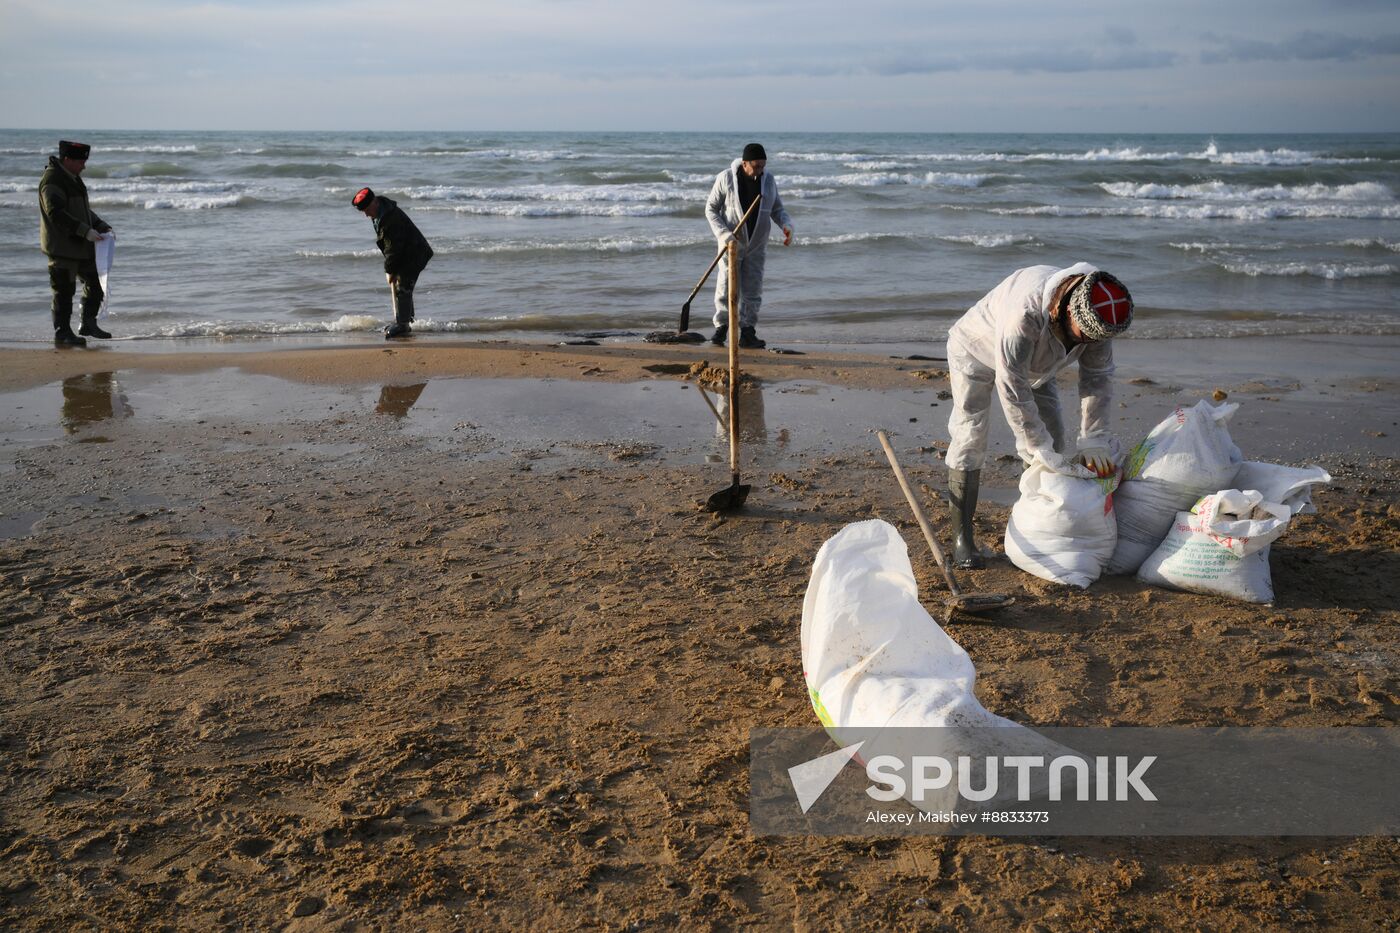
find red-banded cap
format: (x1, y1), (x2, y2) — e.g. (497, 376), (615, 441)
(352, 187), (374, 210)
(1068, 271), (1133, 341)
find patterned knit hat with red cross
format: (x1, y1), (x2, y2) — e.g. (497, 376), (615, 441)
(1067, 271), (1133, 341)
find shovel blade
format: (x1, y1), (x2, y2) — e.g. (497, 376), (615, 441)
(704, 482), (751, 513)
(945, 594), (1015, 619)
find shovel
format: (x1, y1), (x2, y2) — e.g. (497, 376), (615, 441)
(679, 196), (762, 334)
(704, 239), (750, 512)
(876, 431), (1014, 622)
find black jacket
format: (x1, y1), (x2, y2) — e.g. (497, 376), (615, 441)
(39, 156), (111, 261)
(373, 197), (433, 277)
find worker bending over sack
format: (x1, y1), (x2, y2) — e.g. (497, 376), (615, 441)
(944, 262), (1133, 568)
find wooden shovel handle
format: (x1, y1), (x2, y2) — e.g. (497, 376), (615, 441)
(728, 240), (741, 483)
(877, 431), (963, 598)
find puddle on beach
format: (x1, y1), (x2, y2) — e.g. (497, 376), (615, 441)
(6, 364), (1396, 475)
(385, 377), (953, 467)
(0, 510), (44, 540)
(0, 369), (962, 470)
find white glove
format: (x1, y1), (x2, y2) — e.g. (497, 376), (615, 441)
(1074, 437), (1120, 477)
(85, 229), (102, 243)
(718, 230), (736, 248)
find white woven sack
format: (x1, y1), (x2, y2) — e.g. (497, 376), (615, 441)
(1136, 490), (1293, 604)
(1233, 461), (1331, 515)
(1107, 401), (1243, 575)
(801, 520), (1074, 813)
(1004, 461), (1119, 589)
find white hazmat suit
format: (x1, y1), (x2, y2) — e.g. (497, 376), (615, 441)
(945, 262), (1115, 472)
(705, 159), (793, 328)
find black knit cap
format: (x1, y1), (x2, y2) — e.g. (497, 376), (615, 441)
(742, 143), (767, 161)
(59, 140), (91, 160)
(352, 187), (375, 210)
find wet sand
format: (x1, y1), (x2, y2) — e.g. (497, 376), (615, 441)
(1, 335), (1397, 930)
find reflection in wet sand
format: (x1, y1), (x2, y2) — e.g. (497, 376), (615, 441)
(709, 383), (768, 443)
(61, 372), (132, 435)
(375, 383), (427, 418)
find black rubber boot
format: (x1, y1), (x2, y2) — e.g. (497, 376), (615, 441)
(52, 296), (86, 347)
(739, 326), (766, 349)
(948, 469), (985, 569)
(385, 288), (413, 338)
(78, 307), (112, 339)
(710, 323), (728, 346)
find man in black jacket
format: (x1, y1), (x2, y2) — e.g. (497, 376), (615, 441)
(39, 140), (114, 347)
(352, 187), (433, 339)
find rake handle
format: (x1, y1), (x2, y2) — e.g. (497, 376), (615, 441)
(877, 431), (963, 598)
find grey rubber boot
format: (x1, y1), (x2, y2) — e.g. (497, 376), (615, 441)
(948, 469), (985, 569)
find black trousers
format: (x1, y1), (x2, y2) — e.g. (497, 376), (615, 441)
(49, 256), (104, 328)
(390, 267), (423, 325)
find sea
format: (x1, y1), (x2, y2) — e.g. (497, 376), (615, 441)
(1, 129), (1397, 348)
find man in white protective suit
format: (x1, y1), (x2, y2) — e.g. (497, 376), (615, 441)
(705, 142), (794, 350)
(944, 262), (1134, 568)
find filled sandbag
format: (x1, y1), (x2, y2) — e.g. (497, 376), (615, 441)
(1136, 489), (1293, 604)
(1107, 401), (1243, 575)
(802, 519), (1017, 735)
(1004, 461), (1120, 589)
(801, 520), (1073, 813)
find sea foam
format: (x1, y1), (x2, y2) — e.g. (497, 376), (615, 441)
(1101, 181), (1392, 202)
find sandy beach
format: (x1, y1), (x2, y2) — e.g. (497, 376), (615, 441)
(1, 334), (1397, 930)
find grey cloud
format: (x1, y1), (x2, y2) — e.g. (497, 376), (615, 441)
(1005, 48), (1180, 74)
(1201, 30), (1400, 64)
(686, 43), (1177, 81)
(867, 55), (963, 77)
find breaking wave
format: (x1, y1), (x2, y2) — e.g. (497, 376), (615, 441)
(87, 193), (250, 209)
(86, 180), (245, 194)
(784, 171), (989, 188)
(442, 202), (687, 218)
(776, 140), (1377, 166)
(989, 203), (1400, 221)
(1100, 181), (1392, 202)
(94, 145), (200, 154)
(350, 148), (587, 161)
(937, 233), (1040, 248)
(297, 234), (711, 260)
(399, 182), (703, 204)
(1216, 261), (1397, 280)
(1337, 238), (1400, 252)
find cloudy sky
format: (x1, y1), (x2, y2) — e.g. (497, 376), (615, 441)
(2, 0), (1398, 132)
